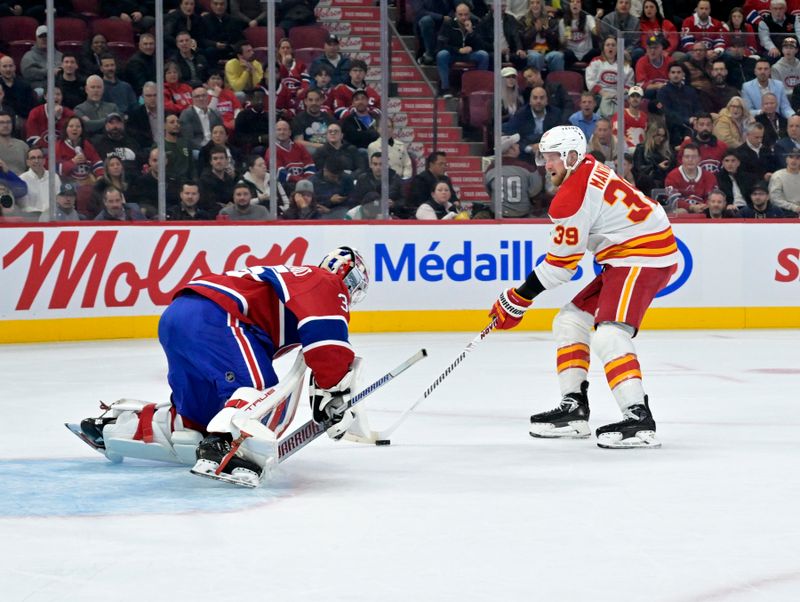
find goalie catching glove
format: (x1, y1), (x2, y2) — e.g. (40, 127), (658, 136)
(490, 288), (533, 330)
(310, 370), (356, 440)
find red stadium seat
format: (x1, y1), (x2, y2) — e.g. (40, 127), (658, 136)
(243, 26), (286, 48)
(288, 25), (328, 50)
(459, 71), (494, 124)
(294, 47), (324, 66)
(54, 18), (88, 45)
(91, 18), (134, 45)
(0, 16), (38, 57)
(108, 41), (136, 67)
(546, 70), (585, 108)
(71, 0), (100, 19)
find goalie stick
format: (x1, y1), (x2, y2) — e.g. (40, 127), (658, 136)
(370, 320), (496, 441)
(276, 348), (428, 463)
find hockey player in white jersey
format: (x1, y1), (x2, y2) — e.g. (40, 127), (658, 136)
(489, 125), (678, 448)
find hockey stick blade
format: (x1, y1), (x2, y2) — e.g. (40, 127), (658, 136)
(371, 321), (496, 440)
(276, 348), (428, 463)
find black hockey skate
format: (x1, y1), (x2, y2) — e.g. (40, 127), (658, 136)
(78, 416), (116, 449)
(596, 396), (660, 449)
(190, 433), (263, 488)
(529, 381), (590, 439)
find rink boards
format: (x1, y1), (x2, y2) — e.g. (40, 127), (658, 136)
(0, 221), (797, 343)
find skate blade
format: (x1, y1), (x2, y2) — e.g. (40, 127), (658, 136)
(190, 458), (260, 488)
(597, 430), (661, 449)
(529, 420), (590, 439)
(65, 423), (123, 463)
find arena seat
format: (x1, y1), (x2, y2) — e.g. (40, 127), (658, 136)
(244, 26), (286, 48)
(71, 0), (100, 20)
(294, 47), (324, 66)
(0, 16), (38, 61)
(288, 25), (329, 50)
(54, 18), (89, 54)
(459, 70), (494, 124)
(90, 18), (134, 45)
(546, 70), (585, 108)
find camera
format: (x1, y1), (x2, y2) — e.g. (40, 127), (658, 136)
(0, 193), (13, 210)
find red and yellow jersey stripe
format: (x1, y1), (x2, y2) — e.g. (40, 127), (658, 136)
(595, 227), (678, 264)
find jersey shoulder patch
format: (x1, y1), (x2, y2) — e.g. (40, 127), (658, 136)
(548, 157), (594, 220)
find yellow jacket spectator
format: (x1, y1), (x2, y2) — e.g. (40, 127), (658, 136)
(224, 42), (263, 93)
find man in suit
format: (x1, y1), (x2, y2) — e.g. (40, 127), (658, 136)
(502, 85), (563, 161)
(179, 85), (223, 152)
(741, 59), (794, 119)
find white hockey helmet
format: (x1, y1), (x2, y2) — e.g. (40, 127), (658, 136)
(319, 246), (369, 304)
(536, 125), (587, 168)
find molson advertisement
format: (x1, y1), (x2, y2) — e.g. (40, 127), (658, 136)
(0, 222), (797, 342)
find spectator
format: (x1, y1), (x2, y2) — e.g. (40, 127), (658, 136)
(165, 0), (206, 53)
(124, 33), (157, 96)
(351, 151), (403, 207)
(164, 61), (194, 114)
(636, 35), (670, 100)
(500, 67), (524, 122)
(233, 88), (269, 155)
(276, 38), (307, 106)
(0, 110), (29, 175)
(742, 59), (794, 119)
(679, 0), (726, 57)
(91, 113), (143, 182)
(56, 53), (86, 110)
(407, 151), (459, 216)
(276, 0), (317, 31)
(55, 115), (105, 186)
(282, 179), (320, 220)
(74, 75), (119, 136)
(658, 62), (703, 145)
(586, 36), (634, 118)
(569, 93), (600, 141)
(678, 112), (728, 173)
(611, 86), (648, 152)
(198, 123), (239, 178)
(479, 2), (528, 71)
(588, 118), (618, 165)
(435, 3), (490, 98)
(706, 60), (740, 114)
(774, 113), (800, 165)
(684, 42), (715, 106)
(309, 35), (352, 87)
(21, 25), (62, 95)
(740, 181), (791, 217)
(39, 183), (85, 222)
(202, 0), (245, 65)
(703, 188), (735, 219)
(91, 156), (131, 218)
(218, 181), (269, 221)
(665, 143), (717, 213)
(99, 54), (137, 116)
(199, 144), (237, 214)
(313, 122), (364, 175)
(559, 0), (601, 70)
(167, 181), (213, 221)
(341, 90), (381, 150)
(725, 6), (758, 58)
(101, 0), (155, 34)
(755, 92), (787, 151)
(225, 42), (263, 95)
(128, 147), (180, 211)
(414, 0), (454, 66)
(633, 121), (674, 194)
(518, 0), (563, 73)
(735, 122), (779, 181)
(164, 112), (196, 189)
(638, 0), (679, 54)
(367, 117), (414, 180)
(713, 96), (753, 148)
(767, 147), (800, 215)
(292, 89), (336, 156)
(721, 35), (757, 91)
(18, 147), (61, 220)
(770, 36), (800, 97)
(310, 156), (355, 219)
(25, 87), (73, 149)
(127, 82), (159, 148)
(242, 154), (288, 210)
(231, 0), (268, 28)
(172, 30), (210, 89)
(180, 86), (224, 151)
(206, 71), (241, 133)
(757, 0), (794, 60)
(297, 65), (335, 113)
(345, 191), (381, 220)
(716, 150), (756, 212)
(484, 133), (543, 218)
(600, 0), (643, 63)
(503, 85), (562, 161)
(331, 60), (381, 120)
(0, 56), (36, 119)
(416, 181), (461, 220)
(521, 66), (572, 118)
(268, 119), (316, 190)
(94, 186), (146, 221)
(78, 34), (108, 78)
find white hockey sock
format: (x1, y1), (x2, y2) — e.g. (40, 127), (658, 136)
(553, 304), (594, 395)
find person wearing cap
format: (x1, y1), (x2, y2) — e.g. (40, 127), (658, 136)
(309, 35), (352, 87)
(611, 86), (649, 152)
(484, 133), (543, 218)
(741, 59), (795, 119)
(310, 155), (355, 219)
(638, 0), (678, 54)
(635, 35), (670, 98)
(435, 2), (490, 98)
(41, 183), (86, 222)
(330, 59), (381, 120)
(770, 36), (800, 97)
(341, 89), (380, 150)
(740, 181), (791, 217)
(90, 112), (144, 182)
(500, 67), (524, 122)
(19, 146), (61, 221)
(568, 91), (600, 141)
(345, 190), (381, 220)
(218, 181), (269, 221)
(757, 0), (795, 59)
(283, 178), (320, 220)
(74, 75), (119, 135)
(767, 146), (800, 215)
(20, 25), (63, 95)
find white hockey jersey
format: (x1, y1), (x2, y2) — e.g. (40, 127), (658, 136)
(534, 155), (679, 290)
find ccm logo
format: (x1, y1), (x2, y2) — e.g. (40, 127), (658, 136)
(775, 248), (800, 282)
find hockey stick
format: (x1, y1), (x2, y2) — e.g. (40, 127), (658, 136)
(276, 348), (428, 463)
(371, 320), (496, 440)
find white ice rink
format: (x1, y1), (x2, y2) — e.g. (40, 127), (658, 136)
(1, 329), (799, 602)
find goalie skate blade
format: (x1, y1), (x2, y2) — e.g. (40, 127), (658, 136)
(190, 459), (260, 488)
(64, 423), (124, 463)
(529, 420), (591, 439)
(597, 430), (661, 449)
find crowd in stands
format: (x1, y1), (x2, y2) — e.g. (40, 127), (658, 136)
(0, 0), (798, 222)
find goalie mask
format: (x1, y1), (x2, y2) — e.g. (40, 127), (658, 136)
(319, 246), (369, 304)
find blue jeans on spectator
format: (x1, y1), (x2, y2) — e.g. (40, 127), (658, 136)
(526, 50), (565, 73)
(436, 49), (490, 90)
(416, 15), (443, 57)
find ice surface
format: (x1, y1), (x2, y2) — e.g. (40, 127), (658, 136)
(1, 330), (799, 601)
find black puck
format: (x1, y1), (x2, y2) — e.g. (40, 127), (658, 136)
(375, 439), (391, 446)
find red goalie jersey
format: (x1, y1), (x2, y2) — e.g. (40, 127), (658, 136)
(534, 155), (679, 290)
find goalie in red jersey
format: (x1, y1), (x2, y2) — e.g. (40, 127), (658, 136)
(489, 126), (678, 449)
